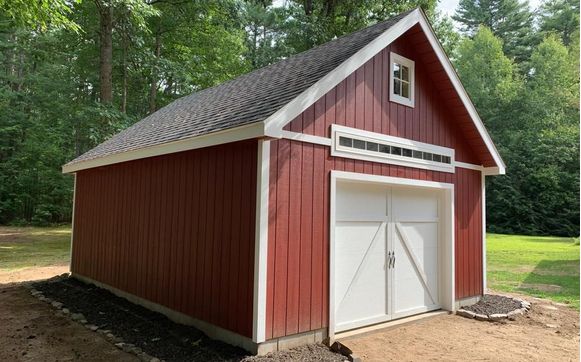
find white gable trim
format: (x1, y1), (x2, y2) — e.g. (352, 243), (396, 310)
(263, 9), (421, 138)
(264, 8), (504, 174)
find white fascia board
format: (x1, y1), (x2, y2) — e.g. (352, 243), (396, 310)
(416, 11), (506, 174)
(62, 122), (266, 173)
(263, 9), (422, 138)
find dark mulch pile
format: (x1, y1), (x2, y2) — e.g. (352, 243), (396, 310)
(34, 277), (247, 361)
(462, 294), (522, 316)
(33, 276), (345, 362)
(243, 344), (346, 362)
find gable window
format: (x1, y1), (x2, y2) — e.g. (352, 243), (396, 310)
(390, 52), (415, 107)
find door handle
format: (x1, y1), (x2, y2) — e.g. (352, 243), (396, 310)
(392, 251), (395, 268)
(387, 251), (392, 268)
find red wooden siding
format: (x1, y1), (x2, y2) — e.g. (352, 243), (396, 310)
(71, 140), (258, 338)
(267, 30), (484, 339)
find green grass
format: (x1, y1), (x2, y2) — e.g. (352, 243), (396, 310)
(0, 226), (71, 271)
(487, 233), (580, 309)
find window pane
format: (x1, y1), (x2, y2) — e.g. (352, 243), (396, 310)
(432, 154), (442, 162)
(402, 81), (410, 98)
(423, 152), (433, 161)
(393, 63), (400, 79)
(413, 150), (422, 159)
(402, 65), (409, 81)
(366, 142), (378, 151)
(379, 144), (390, 154)
(394, 79), (401, 96)
(402, 148), (412, 157)
(391, 146), (402, 156)
(353, 139), (366, 150)
(442, 156), (451, 164)
(339, 136), (352, 147)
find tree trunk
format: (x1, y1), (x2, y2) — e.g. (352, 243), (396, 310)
(149, 32), (161, 114)
(121, 30), (128, 113)
(97, 0), (113, 105)
(304, 0), (313, 15)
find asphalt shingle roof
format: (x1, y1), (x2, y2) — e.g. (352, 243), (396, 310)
(66, 10), (413, 167)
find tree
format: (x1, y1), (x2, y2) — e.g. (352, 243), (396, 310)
(455, 27), (522, 136)
(453, 0), (534, 65)
(538, 0), (580, 46)
(0, 0), (80, 31)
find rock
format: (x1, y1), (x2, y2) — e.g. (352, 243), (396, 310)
(456, 309), (476, 319)
(507, 309), (523, 320)
(475, 314), (489, 321)
(150, 358), (160, 362)
(38, 296), (47, 302)
(106, 333), (115, 339)
(61, 308), (70, 315)
(70, 313), (85, 321)
(541, 305), (557, 311)
(79, 319), (88, 324)
(546, 324), (559, 329)
(51, 301), (63, 309)
(87, 325), (98, 332)
(115, 342), (125, 349)
(489, 313), (507, 321)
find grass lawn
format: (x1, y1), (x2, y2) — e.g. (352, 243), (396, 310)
(0, 226), (71, 271)
(487, 233), (580, 309)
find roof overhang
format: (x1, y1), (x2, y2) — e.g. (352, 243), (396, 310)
(64, 8), (505, 175)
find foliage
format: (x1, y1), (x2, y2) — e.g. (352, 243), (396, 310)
(0, 0), (578, 238)
(487, 233), (579, 309)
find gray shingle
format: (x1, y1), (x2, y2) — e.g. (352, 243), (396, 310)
(66, 10), (413, 167)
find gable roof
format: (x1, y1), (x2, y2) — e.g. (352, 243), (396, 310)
(63, 8), (505, 175)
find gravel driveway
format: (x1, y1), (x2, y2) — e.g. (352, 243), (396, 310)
(339, 292), (579, 361)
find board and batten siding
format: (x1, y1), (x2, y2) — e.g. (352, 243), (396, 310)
(266, 34), (484, 340)
(71, 140), (258, 338)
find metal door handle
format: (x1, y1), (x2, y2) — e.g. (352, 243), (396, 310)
(392, 251), (395, 268)
(387, 251), (392, 268)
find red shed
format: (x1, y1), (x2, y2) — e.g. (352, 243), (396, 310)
(63, 8), (505, 354)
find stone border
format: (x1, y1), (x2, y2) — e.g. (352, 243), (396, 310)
(26, 284), (161, 362)
(456, 297), (531, 322)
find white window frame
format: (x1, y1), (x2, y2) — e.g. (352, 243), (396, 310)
(390, 52), (415, 108)
(331, 125), (455, 173)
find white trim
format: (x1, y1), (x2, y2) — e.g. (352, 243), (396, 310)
(253, 140), (270, 343)
(281, 130), (332, 146)
(328, 170), (455, 342)
(264, 9), (422, 137)
(454, 161), (482, 171)
(62, 122), (265, 173)
(482, 172), (487, 294)
(69, 174), (77, 272)
(415, 12), (505, 174)
(389, 52), (415, 107)
(331, 124), (455, 173)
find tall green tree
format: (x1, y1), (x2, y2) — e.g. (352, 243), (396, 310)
(453, 0), (534, 65)
(538, 0), (580, 46)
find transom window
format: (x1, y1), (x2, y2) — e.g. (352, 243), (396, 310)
(390, 52), (415, 108)
(331, 125), (454, 173)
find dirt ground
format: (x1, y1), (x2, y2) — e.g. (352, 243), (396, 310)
(0, 284), (137, 361)
(0, 265), (69, 285)
(341, 292), (580, 362)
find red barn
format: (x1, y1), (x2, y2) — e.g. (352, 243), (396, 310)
(63, 8), (505, 354)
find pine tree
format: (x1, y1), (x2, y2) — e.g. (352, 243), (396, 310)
(453, 0), (534, 64)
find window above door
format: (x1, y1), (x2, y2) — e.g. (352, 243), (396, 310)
(390, 52), (415, 108)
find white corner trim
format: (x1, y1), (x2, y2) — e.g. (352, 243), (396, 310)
(481, 172), (487, 294)
(281, 130), (332, 146)
(263, 9), (422, 138)
(62, 122), (266, 174)
(69, 173), (77, 273)
(389, 52), (415, 108)
(416, 12), (506, 174)
(253, 139), (270, 343)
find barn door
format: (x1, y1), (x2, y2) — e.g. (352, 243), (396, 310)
(390, 188), (440, 319)
(334, 182), (391, 332)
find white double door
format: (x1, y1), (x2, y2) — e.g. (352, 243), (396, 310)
(334, 181), (441, 332)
